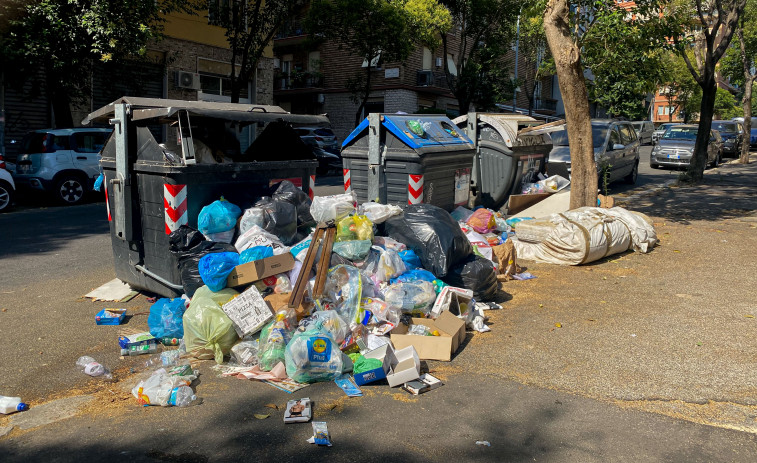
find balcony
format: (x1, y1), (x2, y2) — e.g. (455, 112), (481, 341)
(275, 18), (306, 40)
(274, 72), (324, 92)
(416, 70), (449, 89)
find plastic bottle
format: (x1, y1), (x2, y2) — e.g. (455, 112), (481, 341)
(0, 396), (29, 414)
(120, 343), (158, 356)
(76, 356), (113, 381)
(167, 386), (197, 407)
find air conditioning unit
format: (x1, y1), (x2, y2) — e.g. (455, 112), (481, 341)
(435, 57), (443, 68)
(416, 70), (433, 87)
(175, 71), (201, 90)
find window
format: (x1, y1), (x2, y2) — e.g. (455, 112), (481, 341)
(422, 47), (432, 70)
(658, 106), (664, 115)
(447, 54), (457, 76)
(52, 135), (70, 151)
(619, 124), (636, 144)
(609, 128), (622, 147)
(74, 132), (109, 153)
(200, 74), (248, 99)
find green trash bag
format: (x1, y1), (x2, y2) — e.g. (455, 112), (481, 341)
(257, 307), (297, 371)
(285, 328), (353, 383)
(182, 285), (239, 364)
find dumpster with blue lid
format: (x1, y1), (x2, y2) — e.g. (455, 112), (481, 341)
(340, 113), (475, 211)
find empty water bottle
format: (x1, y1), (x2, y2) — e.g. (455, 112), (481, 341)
(167, 386), (197, 407)
(0, 395), (29, 414)
(76, 356), (113, 381)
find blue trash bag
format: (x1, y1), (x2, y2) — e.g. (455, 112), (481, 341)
(199, 252), (240, 292)
(239, 246), (274, 264)
(398, 249), (422, 270)
(198, 199), (242, 235)
(389, 269), (437, 285)
(148, 298), (187, 339)
(93, 173), (104, 192)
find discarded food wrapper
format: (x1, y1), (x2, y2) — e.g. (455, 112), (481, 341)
(334, 374), (363, 397)
(284, 397), (312, 423)
(512, 272), (536, 280)
(402, 373), (443, 395)
(476, 440), (491, 447)
(307, 421), (333, 446)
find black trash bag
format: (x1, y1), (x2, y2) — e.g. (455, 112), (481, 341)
(384, 204), (473, 278)
(272, 180), (315, 228)
(442, 255), (499, 302)
(168, 225), (237, 298)
(254, 196), (298, 246)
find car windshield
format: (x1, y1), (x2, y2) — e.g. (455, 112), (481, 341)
(712, 122), (738, 133)
(662, 127), (698, 140)
(549, 126), (608, 148)
(658, 124), (675, 131)
(632, 122), (643, 130)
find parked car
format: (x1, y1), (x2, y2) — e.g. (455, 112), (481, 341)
(751, 127), (757, 149)
(293, 126), (342, 174)
(652, 122), (681, 144)
(0, 153), (16, 212)
(711, 120), (741, 157)
(631, 121), (654, 145)
(650, 124), (722, 169)
(12, 128), (112, 205)
(545, 119), (641, 185)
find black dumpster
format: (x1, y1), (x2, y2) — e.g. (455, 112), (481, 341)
(83, 97), (325, 297)
(453, 113), (553, 211)
(340, 114), (475, 211)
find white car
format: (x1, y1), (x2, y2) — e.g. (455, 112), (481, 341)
(0, 155), (16, 212)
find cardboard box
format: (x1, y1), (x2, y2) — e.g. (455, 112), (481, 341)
(402, 373), (443, 395)
(95, 308), (126, 325)
(430, 287), (473, 319)
(221, 286), (274, 337)
(385, 345), (421, 387)
(227, 253), (295, 288)
(353, 343), (394, 386)
(390, 311), (466, 361)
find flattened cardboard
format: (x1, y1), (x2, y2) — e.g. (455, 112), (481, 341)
(227, 253), (295, 288)
(390, 311), (466, 361)
(385, 345), (421, 387)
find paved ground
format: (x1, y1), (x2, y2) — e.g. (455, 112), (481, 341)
(1, 152), (756, 461)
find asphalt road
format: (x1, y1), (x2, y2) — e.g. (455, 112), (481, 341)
(2, 152), (757, 461)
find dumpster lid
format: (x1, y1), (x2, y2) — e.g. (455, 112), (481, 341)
(342, 114), (473, 150)
(82, 97), (330, 126)
(452, 113), (543, 148)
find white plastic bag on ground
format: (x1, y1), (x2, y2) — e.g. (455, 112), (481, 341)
(310, 192), (356, 222)
(360, 202), (402, 224)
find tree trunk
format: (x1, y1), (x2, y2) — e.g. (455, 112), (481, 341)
(544, 0), (597, 209)
(688, 77), (716, 181)
(50, 87), (73, 128)
(740, 78), (753, 164)
(354, 66), (373, 126)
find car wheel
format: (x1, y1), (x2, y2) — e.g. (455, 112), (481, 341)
(624, 161), (639, 184)
(650, 162), (659, 169)
(55, 175), (86, 205)
(0, 181), (14, 212)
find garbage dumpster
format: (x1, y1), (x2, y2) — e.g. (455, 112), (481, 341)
(452, 113), (553, 211)
(340, 113), (475, 211)
(83, 97), (326, 297)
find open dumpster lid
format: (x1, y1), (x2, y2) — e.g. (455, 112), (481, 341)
(82, 96), (330, 126)
(342, 114), (473, 150)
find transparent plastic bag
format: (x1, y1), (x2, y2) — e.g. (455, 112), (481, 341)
(285, 328), (352, 383)
(361, 297), (401, 335)
(360, 202), (402, 224)
(230, 340), (259, 366)
(362, 246), (406, 284)
(466, 209), (496, 234)
(297, 310), (349, 344)
(332, 240), (372, 261)
(239, 207), (266, 234)
(182, 286), (239, 363)
(310, 192), (355, 222)
(382, 280), (437, 316)
(198, 198), (242, 235)
(148, 298), (186, 340)
(257, 307), (297, 371)
(336, 215), (373, 242)
(324, 265), (375, 324)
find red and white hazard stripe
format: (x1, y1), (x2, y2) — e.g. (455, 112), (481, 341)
(164, 184), (188, 234)
(343, 168), (351, 192)
(105, 186), (112, 222)
(309, 175), (315, 200)
(408, 174), (424, 205)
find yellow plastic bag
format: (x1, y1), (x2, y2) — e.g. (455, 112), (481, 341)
(183, 285), (239, 363)
(336, 215), (374, 242)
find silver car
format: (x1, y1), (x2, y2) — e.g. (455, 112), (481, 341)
(546, 119), (641, 185)
(631, 121), (654, 145)
(652, 122), (680, 144)
(650, 124), (722, 169)
(13, 128), (112, 205)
